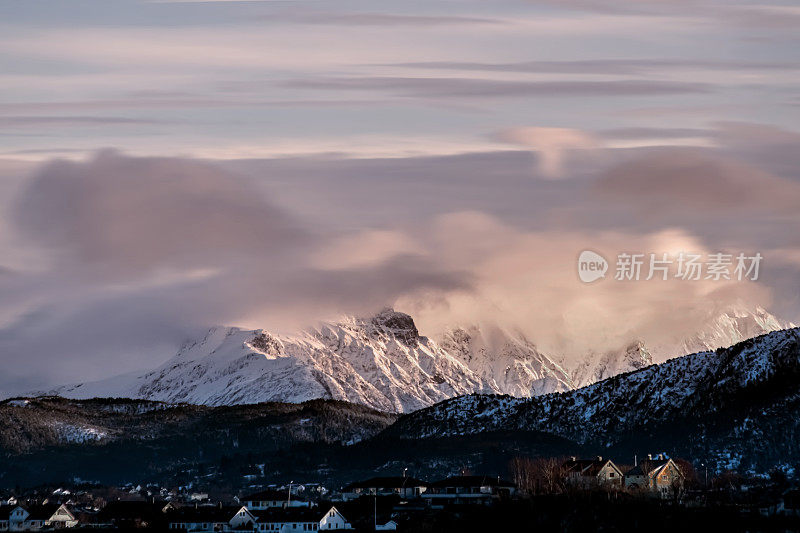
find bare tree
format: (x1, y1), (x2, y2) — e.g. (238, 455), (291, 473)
(510, 457), (536, 495)
(532, 456), (566, 495)
(510, 456), (566, 495)
(673, 458), (698, 489)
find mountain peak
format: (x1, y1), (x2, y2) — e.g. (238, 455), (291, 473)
(369, 308), (419, 344)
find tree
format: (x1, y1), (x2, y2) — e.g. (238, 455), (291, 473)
(509, 456), (566, 495)
(673, 458), (699, 489)
(712, 471), (743, 493)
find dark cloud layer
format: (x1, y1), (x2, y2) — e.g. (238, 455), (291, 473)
(597, 149), (800, 213)
(13, 150), (308, 276)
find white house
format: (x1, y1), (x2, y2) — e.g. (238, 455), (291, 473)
(254, 505), (351, 532)
(0, 504), (78, 531)
(319, 506), (350, 530)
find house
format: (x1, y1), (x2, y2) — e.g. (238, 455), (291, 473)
(562, 457), (624, 489)
(0, 504), (78, 531)
(98, 500), (177, 528)
(242, 490), (310, 510)
(341, 477), (428, 501)
(253, 505), (351, 531)
(318, 506), (351, 530)
(6, 505), (28, 531)
(168, 505), (255, 532)
(421, 476), (516, 506)
(33, 504), (78, 529)
(624, 454), (684, 498)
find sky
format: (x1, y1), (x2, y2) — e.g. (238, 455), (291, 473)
(0, 0), (799, 395)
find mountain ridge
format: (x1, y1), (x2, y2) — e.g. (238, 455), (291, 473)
(382, 326), (800, 473)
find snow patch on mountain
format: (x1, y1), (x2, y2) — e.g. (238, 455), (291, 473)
(55, 423), (107, 444)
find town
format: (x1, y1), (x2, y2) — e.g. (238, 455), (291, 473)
(2, 454), (800, 532)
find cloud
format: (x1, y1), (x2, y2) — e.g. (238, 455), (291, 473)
(711, 122), (800, 180)
(396, 214), (773, 360)
(282, 77), (712, 99)
(388, 58), (800, 75)
(0, 116), (164, 127)
(598, 127), (712, 141)
(262, 11), (505, 27)
(2, 131), (800, 396)
(494, 127), (600, 179)
(596, 148), (800, 212)
(13, 149), (308, 277)
(0, 151), (468, 393)
(517, 0), (800, 28)
(311, 230), (423, 270)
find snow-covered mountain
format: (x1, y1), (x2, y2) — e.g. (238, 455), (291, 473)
(50, 306), (791, 413)
(55, 310), (499, 413)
